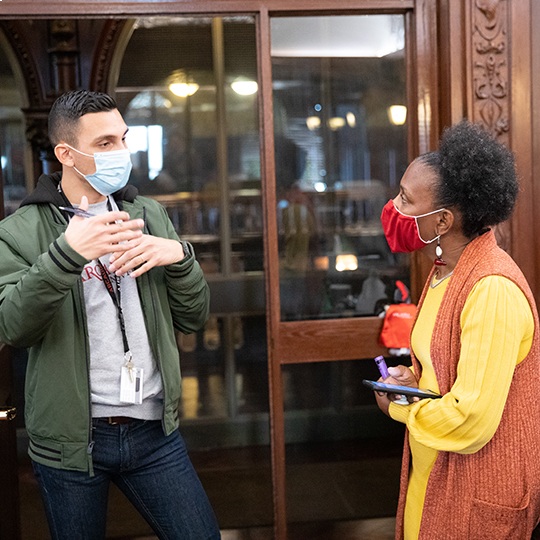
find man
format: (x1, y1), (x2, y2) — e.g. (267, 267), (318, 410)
(0, 90), (220, 539)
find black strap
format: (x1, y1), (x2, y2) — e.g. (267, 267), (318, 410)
(71, 195), (131, 357)
(96, 259), (130, 355)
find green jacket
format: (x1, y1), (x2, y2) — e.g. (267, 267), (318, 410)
(0, 172), (210, 473)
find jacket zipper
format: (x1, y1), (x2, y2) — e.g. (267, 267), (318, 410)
(136, 205), (167, 430)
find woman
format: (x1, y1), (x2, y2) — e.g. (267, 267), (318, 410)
(374, 120), (540, 539)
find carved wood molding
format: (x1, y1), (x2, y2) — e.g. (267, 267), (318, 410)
(471, 0), (509, 143)
(470, 0), (511, 251)
(91, 19), (128, 91)
(0, 21), (42, 107)
(49, 19), (80, 94)
(0, 21), (55, 177)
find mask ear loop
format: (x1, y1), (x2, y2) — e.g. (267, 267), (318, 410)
(59, 144), (94, 181)
(434, 236), (447, 266)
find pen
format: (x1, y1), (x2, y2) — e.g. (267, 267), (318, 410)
(59, 206), (96, 218)
(60, 205), (126, 228)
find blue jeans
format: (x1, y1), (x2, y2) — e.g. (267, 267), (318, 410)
(32, 419), (221, 540)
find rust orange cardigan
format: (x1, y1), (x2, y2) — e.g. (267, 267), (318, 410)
(395, 230), (540, 540)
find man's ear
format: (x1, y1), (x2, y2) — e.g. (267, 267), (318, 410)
(437, 209), (454, 235)
(54, 143), (74, 166)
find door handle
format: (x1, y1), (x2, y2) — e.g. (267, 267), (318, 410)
(0, 406), (16, 421)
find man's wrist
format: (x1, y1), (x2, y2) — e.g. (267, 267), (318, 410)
(178, 240), (192, 263)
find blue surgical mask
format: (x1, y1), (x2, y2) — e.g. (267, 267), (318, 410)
(66, 145), (133, 196)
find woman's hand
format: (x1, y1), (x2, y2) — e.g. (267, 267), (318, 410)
(386, 365), (418, 388)
(374, 365), (419, 416)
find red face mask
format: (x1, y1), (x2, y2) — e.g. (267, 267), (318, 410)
(380, 199), (445, 253)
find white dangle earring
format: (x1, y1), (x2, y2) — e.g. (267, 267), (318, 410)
(434, 236), (447, 266)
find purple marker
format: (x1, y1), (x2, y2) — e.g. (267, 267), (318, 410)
(374, 355), (390, 379)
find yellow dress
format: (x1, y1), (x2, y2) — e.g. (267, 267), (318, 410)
(389, 274), (534, 540)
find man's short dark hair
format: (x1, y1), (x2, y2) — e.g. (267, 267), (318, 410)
(48, 90), (118, 146)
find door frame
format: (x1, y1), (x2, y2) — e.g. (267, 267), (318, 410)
(0, 3), (431, 539)
(2, 1), (533, 539)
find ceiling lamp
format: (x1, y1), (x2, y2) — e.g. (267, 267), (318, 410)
(388, 104), (407, 126)
(332, 234), (358, 272)
(168, 70), (199, 98)
(231, 77), (258, 96)
(335, 253), (358, 272)
(306, 116), (321, 130)
(327, 117), (346, 131)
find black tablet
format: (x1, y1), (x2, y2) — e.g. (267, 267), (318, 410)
(362, 379), (442, 399)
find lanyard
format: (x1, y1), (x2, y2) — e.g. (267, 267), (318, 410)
(96, 259), (130, 357)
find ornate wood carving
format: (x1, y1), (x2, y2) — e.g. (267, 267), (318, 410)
(470, 0), (511, 250)
(0, 21), (43, 107)
(472, 0), (509, 142)
(91, 19), (128, 91)
(0, 19), (90, 177)
(48, 19), (80, 95)
(25, 115), (60, 174)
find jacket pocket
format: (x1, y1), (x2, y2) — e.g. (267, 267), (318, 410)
(468, 493), (529, 539)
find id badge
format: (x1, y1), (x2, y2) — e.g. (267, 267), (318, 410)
(120, 366), (144, 404)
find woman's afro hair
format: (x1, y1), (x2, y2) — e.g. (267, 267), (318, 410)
(419, 120), (518, 238)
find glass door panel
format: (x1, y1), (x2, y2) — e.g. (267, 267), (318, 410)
(271, 15), (409, 322)
(269, 14), (410, 533)
(0, 48), (26, 216)
(116, 16), (268, 433)
(116, 15), (270, 531)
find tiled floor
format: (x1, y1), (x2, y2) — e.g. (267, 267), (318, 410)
(18, 437), (401, 539)
(221, 517), (396, 539)
(15, 361), (403, 540)
(114, 517), (396, 539)
(19, 450), (400, 540)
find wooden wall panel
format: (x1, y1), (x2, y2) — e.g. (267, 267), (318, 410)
(532, 0), (540, 304)
(467, 0), (513, 254)
(508, 0), (535, 297)
(465, 0), (536, 300)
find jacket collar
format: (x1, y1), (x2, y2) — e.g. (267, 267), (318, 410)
(20, 172), (139, 209)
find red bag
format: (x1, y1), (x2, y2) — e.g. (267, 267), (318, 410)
(379, 303), (417, 349)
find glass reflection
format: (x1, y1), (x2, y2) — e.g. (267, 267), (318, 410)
(116, 17), (266, 425)
(0, 45), (26, 215)
(272, 15), (409, 321)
